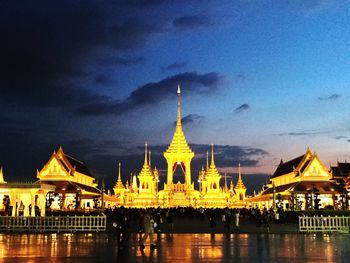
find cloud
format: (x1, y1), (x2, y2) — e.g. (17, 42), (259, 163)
(173, 15), (213, 29)
(76, 72), (226, 116)
(98, 56), (144, 66)
(94, 74), (113, 85)
(283, 0), (332, 14)
(173, 114), (205, 126)
(236, 74), (247, 81)
(162, 61), (188, 71)
(318, 94), (341, 101)
(234, 104), (250, 114)
(277, 129), (329, 136)
(334, 136), (348, 140)
(182, 114), (205, 125)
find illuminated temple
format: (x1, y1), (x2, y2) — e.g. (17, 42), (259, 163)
(1, 86), (350, 215)
(112, 86), (247, 208)
(248, 149), (349, 210)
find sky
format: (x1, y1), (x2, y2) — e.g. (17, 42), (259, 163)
(1, 0), (350, 194)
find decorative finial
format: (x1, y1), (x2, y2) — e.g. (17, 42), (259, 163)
(144, 142), (148, 166)
(176, 85), (182, 128)
(118, 162), (121, 181)
(211, 144), (215, 166)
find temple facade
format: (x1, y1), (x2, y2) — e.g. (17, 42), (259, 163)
(113, 86), (248, 208)
(37, 147), (103, 211)
(248, 149), (348, 210)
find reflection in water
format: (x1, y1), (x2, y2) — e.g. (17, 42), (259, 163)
(0, 233), (349, 262)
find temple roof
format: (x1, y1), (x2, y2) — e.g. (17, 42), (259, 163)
(114, 162), (125, 189)
(164, 85), (194, 156)
(40, 180), (101, 195)
(331, 162), (350, 178)
(205, 144), (221, 178)
(271, 148), (312, 178)
(261, 181), (344, 195)
(57, 147), (93, 177)
(234, 164), (246, 190)
(138, 143), (154, 178)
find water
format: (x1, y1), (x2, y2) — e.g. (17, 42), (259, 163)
(0, 233), (349, 262)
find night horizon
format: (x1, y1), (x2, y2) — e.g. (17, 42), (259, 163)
(1, 0), (350, 194)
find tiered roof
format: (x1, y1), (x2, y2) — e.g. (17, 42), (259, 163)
(271, 148), (312, 178)
(138, 143), (154, 178)
(164, 85), (194, 156)
(55, 147), (94, 177)
(206, 144), (221, 178)
(234, 163), (246, 190)
(114, 162), (125, 189)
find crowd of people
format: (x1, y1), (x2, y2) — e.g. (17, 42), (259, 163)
(105, 206), (286, 250)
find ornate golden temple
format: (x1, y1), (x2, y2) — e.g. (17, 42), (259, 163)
(113, 85), (247, 208)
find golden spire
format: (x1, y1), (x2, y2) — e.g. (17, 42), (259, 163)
(176, 84), (181, 129)
(144, 142), (148, 167)
(138, 143), (155, 179)
(235, 163), (247, 190)
(206, 144), (221, 178)
(114, 163), (124, 190)
(118, 162), (121, 180)
(165, 86), (194, 155)
(206, 151), (209, 171)
(210, 144), (215, 167)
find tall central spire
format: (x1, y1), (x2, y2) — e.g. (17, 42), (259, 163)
(164, 85), (194, 186)
(176, 84), (182, 130)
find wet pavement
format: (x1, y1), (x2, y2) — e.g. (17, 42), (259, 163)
(0, 232), (349, 262)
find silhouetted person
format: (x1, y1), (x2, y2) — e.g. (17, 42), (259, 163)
(28, 204), (32, 216)
(166, 209), (174, 232)
(234, 209), (240, 231)
(140, 210), (156, 250)
(19, 201), (25, 216)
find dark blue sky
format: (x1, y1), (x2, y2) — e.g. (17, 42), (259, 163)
(1, 0), (350, 193)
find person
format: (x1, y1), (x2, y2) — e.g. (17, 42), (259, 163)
(263, 207), (270, 232)
(223, 208), (231, 232)
(155, 210), (162, 232)
(234, 209), (240, 231)
(165, 209), (174, 232)
(209, 210), (216, 230)
(116, 207), (128, 248)
(28, 204), (32, 216)
(140, 210), (156, 250)
(19, 201), (25, 216)
(35, 205), (40, 216)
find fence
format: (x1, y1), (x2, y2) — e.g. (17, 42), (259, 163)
(0, 214), (106, 232)
(299, 215), (350, 233)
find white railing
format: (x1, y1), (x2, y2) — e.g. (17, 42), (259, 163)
(0, 214), (106, 232)
(299, 215), (350, 233)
